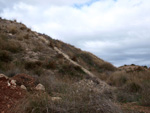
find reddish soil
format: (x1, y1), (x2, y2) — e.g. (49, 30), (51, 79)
(0, 76), (25, 113)
(12, 73), (38, 90)
(119, 102), (150, 113)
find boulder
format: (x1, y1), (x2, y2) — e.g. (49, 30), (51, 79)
(35, 83), (45, 91)
(10, 80), (16, 86)
(20, 85), (27, 90)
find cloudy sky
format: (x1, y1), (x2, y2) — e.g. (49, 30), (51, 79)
(0, 0), (150, 67)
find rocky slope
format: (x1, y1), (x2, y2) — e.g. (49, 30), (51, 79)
(0, 18), (150, 113)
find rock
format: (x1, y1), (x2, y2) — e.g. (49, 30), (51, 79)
(35, 84), (45, 91)
(10, 80), (16, 86)
(7, 81), (11, 86)
(20, 85), (27, 90)
(51, 97), (62, 101)
(0, 74), (8, 79)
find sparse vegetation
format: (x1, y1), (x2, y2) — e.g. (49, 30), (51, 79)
(11, 85), (122, 113)
(0, 18), (149, 113)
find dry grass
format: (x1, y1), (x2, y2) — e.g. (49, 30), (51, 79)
(11, 82), (122, 113)
(0, 33), (23, 53)
(104, 70), (150, 105)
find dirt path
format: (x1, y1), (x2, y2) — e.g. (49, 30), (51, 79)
(54, 47), (112, 92)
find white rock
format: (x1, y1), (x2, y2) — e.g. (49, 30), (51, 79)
(51, 97), (62, 101)
(21, 85), (27, 90)
(35, 84), (45, 91)
(0, 74), (8, 79)
(7, 81), (11, 86)
(10, 80), (16, 86)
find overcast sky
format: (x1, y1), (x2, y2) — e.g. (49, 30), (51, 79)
(0, 0), (150, 67)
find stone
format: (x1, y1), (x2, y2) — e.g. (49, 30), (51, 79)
(0, 74), (8, 79)
(10, 80), (16, 86)
(7, 81), (11, 86)
(35, 83), (45, 91)
(51, 97), (62, 101)
(20, 85), (27, 90)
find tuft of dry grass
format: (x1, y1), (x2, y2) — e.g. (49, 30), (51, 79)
(105, 70), (150, 105)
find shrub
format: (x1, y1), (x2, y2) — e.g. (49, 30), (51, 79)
(115, 90), (141, 103)
(9, 26), (18, 34)
(25, 61), (43, 70)
(107, 72), (128, 87)
(124, 82), (141, 93)
(99, 62), (116, 72)
(71, 56), (77, 61)
(45, 60), (56, 69)
(0, 34), (23, 53)
(58, 64), (85, 80)
(6, 40), (23, 53)
(5, 68), (21, 77)
(140, 81), (150, 106)
(0, 50), (12, 62)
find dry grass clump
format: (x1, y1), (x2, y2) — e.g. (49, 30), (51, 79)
(0, 34), (23, 53)
(44, 60), (56, 69)
(106, 70), (150, 105)
(8, 25), (18, 34)
(24, 61), (43, 70)
(98, 62), (116, 72)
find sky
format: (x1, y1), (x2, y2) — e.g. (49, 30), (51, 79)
(0, 0), (150, 67)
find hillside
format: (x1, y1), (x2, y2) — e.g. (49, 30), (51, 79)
(0, 18), (150, 113)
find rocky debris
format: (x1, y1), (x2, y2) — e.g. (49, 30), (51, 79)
(51, 97), (62, 101)
(0, 74), (25, 112)
(12, 73), (38, 90)
(74, 79), (114, 95)
(35, 83), (45, 91)
(20, 85), (27, 90)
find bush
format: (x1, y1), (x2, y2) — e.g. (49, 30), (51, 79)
(99, 62), (116, 72)
(0, 34), (23, 53)
(124, 82), (141, 93)
(107, 72), (128, 87)
(25, 61), (43, 70)
(0, 50), (12, 62)
(58, 64), (85, 80)
(140, 81), (150, 106)
(45, 60), (56, 69)
(115, 90), (141, 103)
